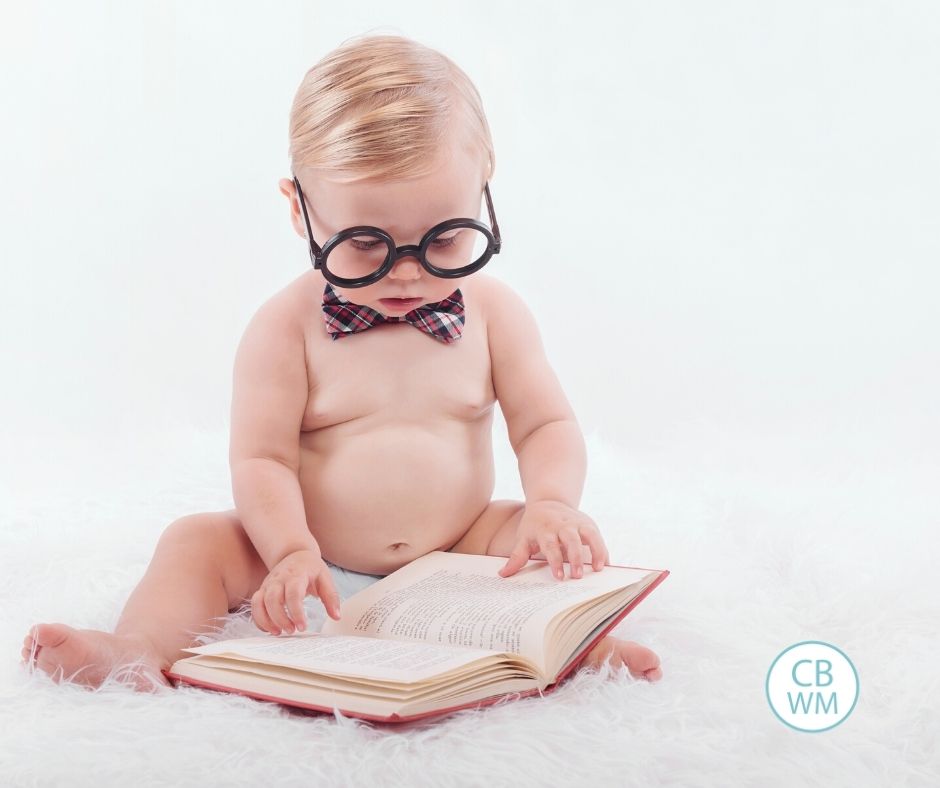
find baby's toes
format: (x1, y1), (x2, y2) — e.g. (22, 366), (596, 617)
(637, 646), (661, 672)
(34, 623), (71, 649)
(21, 628), (41, 663)
(634, 646), (661, 674)
(619, 641), (662, 680)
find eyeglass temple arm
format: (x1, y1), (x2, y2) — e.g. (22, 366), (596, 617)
(293, 176), (323, 256)
(484, 182), (501, 253)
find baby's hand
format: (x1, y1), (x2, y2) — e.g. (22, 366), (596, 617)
(498, 501), (610, 580)
(251, 549), (342, 635)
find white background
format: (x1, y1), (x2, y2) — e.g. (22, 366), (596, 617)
(3, 5), (938, 783)
(1, 0), (937, 507)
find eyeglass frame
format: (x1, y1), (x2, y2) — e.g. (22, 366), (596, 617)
(291, 174), (502, 288)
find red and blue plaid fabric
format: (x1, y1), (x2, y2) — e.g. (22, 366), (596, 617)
(321, 283), (466, 344)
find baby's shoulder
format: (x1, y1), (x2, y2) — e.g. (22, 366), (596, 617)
(236, 273), (316, 348)
(266, 270), (327, 327)
(467, 271), (524, 314)
(469, 272), (532, 328)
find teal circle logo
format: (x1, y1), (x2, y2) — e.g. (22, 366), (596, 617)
(766, 641), (859, 732)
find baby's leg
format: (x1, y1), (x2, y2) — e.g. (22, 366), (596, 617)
(454, 499), (663, 682)
(21, 510), (268, 691)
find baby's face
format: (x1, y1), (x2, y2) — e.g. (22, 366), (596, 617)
(280, 142), (488, 314)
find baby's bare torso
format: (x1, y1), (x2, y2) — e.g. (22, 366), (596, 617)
(285, 270), (497, 575)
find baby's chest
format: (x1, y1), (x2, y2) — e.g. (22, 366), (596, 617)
(301, 320), (496, 431)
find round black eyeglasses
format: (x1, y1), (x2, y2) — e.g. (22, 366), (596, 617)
(292, 175), (502, 288)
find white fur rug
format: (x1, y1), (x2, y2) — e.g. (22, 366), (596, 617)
(1, 426), (937, 787)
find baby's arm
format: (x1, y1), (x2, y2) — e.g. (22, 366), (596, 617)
(486, 278), (586, 508)
(229, 293), (319, 570)
(485, 277), (608, 578)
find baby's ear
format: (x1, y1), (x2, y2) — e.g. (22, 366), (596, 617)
(278, 178), (307, 240)
(278, 177), (297, 205)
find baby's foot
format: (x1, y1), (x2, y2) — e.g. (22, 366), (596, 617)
(21, 623), (171, 692)
(582, 636), (663, 681)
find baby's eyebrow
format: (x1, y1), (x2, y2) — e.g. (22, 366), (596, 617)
(337, 215), (463, 234)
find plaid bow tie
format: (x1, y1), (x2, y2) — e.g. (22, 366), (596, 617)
(321, 283), (466, 344)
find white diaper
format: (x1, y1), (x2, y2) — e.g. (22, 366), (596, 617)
(322, 559), (387, 602)
(297, 560), (386, 631)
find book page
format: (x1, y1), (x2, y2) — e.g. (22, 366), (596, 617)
(322, 551), (655, 673)
(171, 658), (542, 722)
(182, 633), (500, 683)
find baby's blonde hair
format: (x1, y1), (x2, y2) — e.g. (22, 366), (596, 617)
(287, 33), (495, 185)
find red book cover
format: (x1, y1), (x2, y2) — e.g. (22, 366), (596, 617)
(164, 561), (669, 725)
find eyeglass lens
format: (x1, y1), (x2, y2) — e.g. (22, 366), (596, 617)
(324, 227), (491, 281)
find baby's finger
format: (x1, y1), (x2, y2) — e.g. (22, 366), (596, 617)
(538, 534), (566, 580)
(559, 528), (584, 578)
(579, 528), (607, 571)
(264, 583), (294, 633)
(284, 575), (309, 631)
(251, 589), (278, 634)
(316, 571), (342, 620)
(498, 537), (532, 578)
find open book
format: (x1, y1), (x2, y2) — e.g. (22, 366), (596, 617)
(164, 550), (668, 724)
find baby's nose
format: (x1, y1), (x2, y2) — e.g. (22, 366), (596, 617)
(388, 256), (422, 278)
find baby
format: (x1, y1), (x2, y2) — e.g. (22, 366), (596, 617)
(21, 34), (662, 691)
